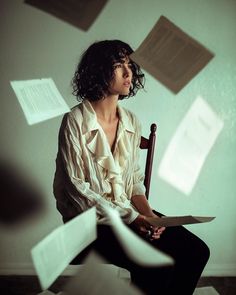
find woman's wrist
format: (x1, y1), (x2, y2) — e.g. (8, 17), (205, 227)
(145, 211), (157, 218)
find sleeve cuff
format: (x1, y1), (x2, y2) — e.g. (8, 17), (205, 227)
(126, 209), (139, 224)
(132, 183), (146, 196)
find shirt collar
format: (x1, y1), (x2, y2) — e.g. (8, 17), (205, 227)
(81, 99), (135, 134)
(81, 100), (100, 134)
(117, 105), (135, 134)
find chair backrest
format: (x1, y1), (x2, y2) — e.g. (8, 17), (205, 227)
(139, 123), (157, 200)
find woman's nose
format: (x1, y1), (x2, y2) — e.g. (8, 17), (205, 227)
(123, 65), (131, 77)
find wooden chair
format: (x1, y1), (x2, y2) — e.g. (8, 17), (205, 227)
(139, 123), (157, 200)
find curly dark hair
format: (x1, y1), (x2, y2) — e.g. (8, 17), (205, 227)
(72, 40), (145, 101)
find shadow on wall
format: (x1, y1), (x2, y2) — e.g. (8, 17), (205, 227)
(0, 159), (45, 227)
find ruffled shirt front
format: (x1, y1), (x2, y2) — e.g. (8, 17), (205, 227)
(53, 100), (146, 224)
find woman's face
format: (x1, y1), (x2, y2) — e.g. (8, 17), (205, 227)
(108, 57), (133, 96)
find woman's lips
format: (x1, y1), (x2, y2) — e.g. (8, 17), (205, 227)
(123, 81), (131, 87)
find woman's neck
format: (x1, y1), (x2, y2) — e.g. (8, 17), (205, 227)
(90, 95), (119, 123)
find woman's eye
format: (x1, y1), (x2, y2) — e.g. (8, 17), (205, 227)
(114, 64), (122, 69)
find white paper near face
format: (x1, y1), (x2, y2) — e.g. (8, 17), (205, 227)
(10, 78), (70, 125)
(103, 206), (173, 267)
(158, 96), (224, 195)
(31, 207), (97, 290)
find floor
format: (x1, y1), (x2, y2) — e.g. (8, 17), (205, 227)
(0, 276), (236, 295)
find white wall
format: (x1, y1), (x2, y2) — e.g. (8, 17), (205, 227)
(0, 0), (235, 276)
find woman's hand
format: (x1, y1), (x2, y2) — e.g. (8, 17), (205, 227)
(131, 214), (165, 240)
(144, 212), (166, 240)
(149, 226), (165, 240)
(131, 195), (165, 240)
(132, 214), (150, 234)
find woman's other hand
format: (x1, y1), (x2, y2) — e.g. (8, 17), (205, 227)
(149, 226), (165, 240)
(131, 214), (165, 240)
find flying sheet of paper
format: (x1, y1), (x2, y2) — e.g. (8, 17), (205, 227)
(24, 0), (108, 31)
(63, 251), (144, 295)
(158, 96), (224, 195)
(146, 215), (215, 227)
(193, 286), (219, 295)
(31, 207), (97, 290)
(37, 291), (57, 295)
(10, 78), (70, 125)
(130, 16), (214, 93)
(103, 206), (173, 267)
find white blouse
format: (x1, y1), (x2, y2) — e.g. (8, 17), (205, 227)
(53, 100), (146, 224)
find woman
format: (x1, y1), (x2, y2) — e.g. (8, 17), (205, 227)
(53, 40), (210, 295)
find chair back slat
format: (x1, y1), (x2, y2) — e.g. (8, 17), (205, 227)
(139, 124), (157, 199)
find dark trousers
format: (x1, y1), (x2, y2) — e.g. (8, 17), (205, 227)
(71, 210), (210, 295)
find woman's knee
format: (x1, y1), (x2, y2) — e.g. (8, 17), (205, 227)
(184, 237), (210, 268)
(198, 239), (210, 264)
(174, 232), (210, 267)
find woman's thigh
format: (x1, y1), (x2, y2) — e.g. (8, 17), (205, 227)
(150, 210), (210, 264)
